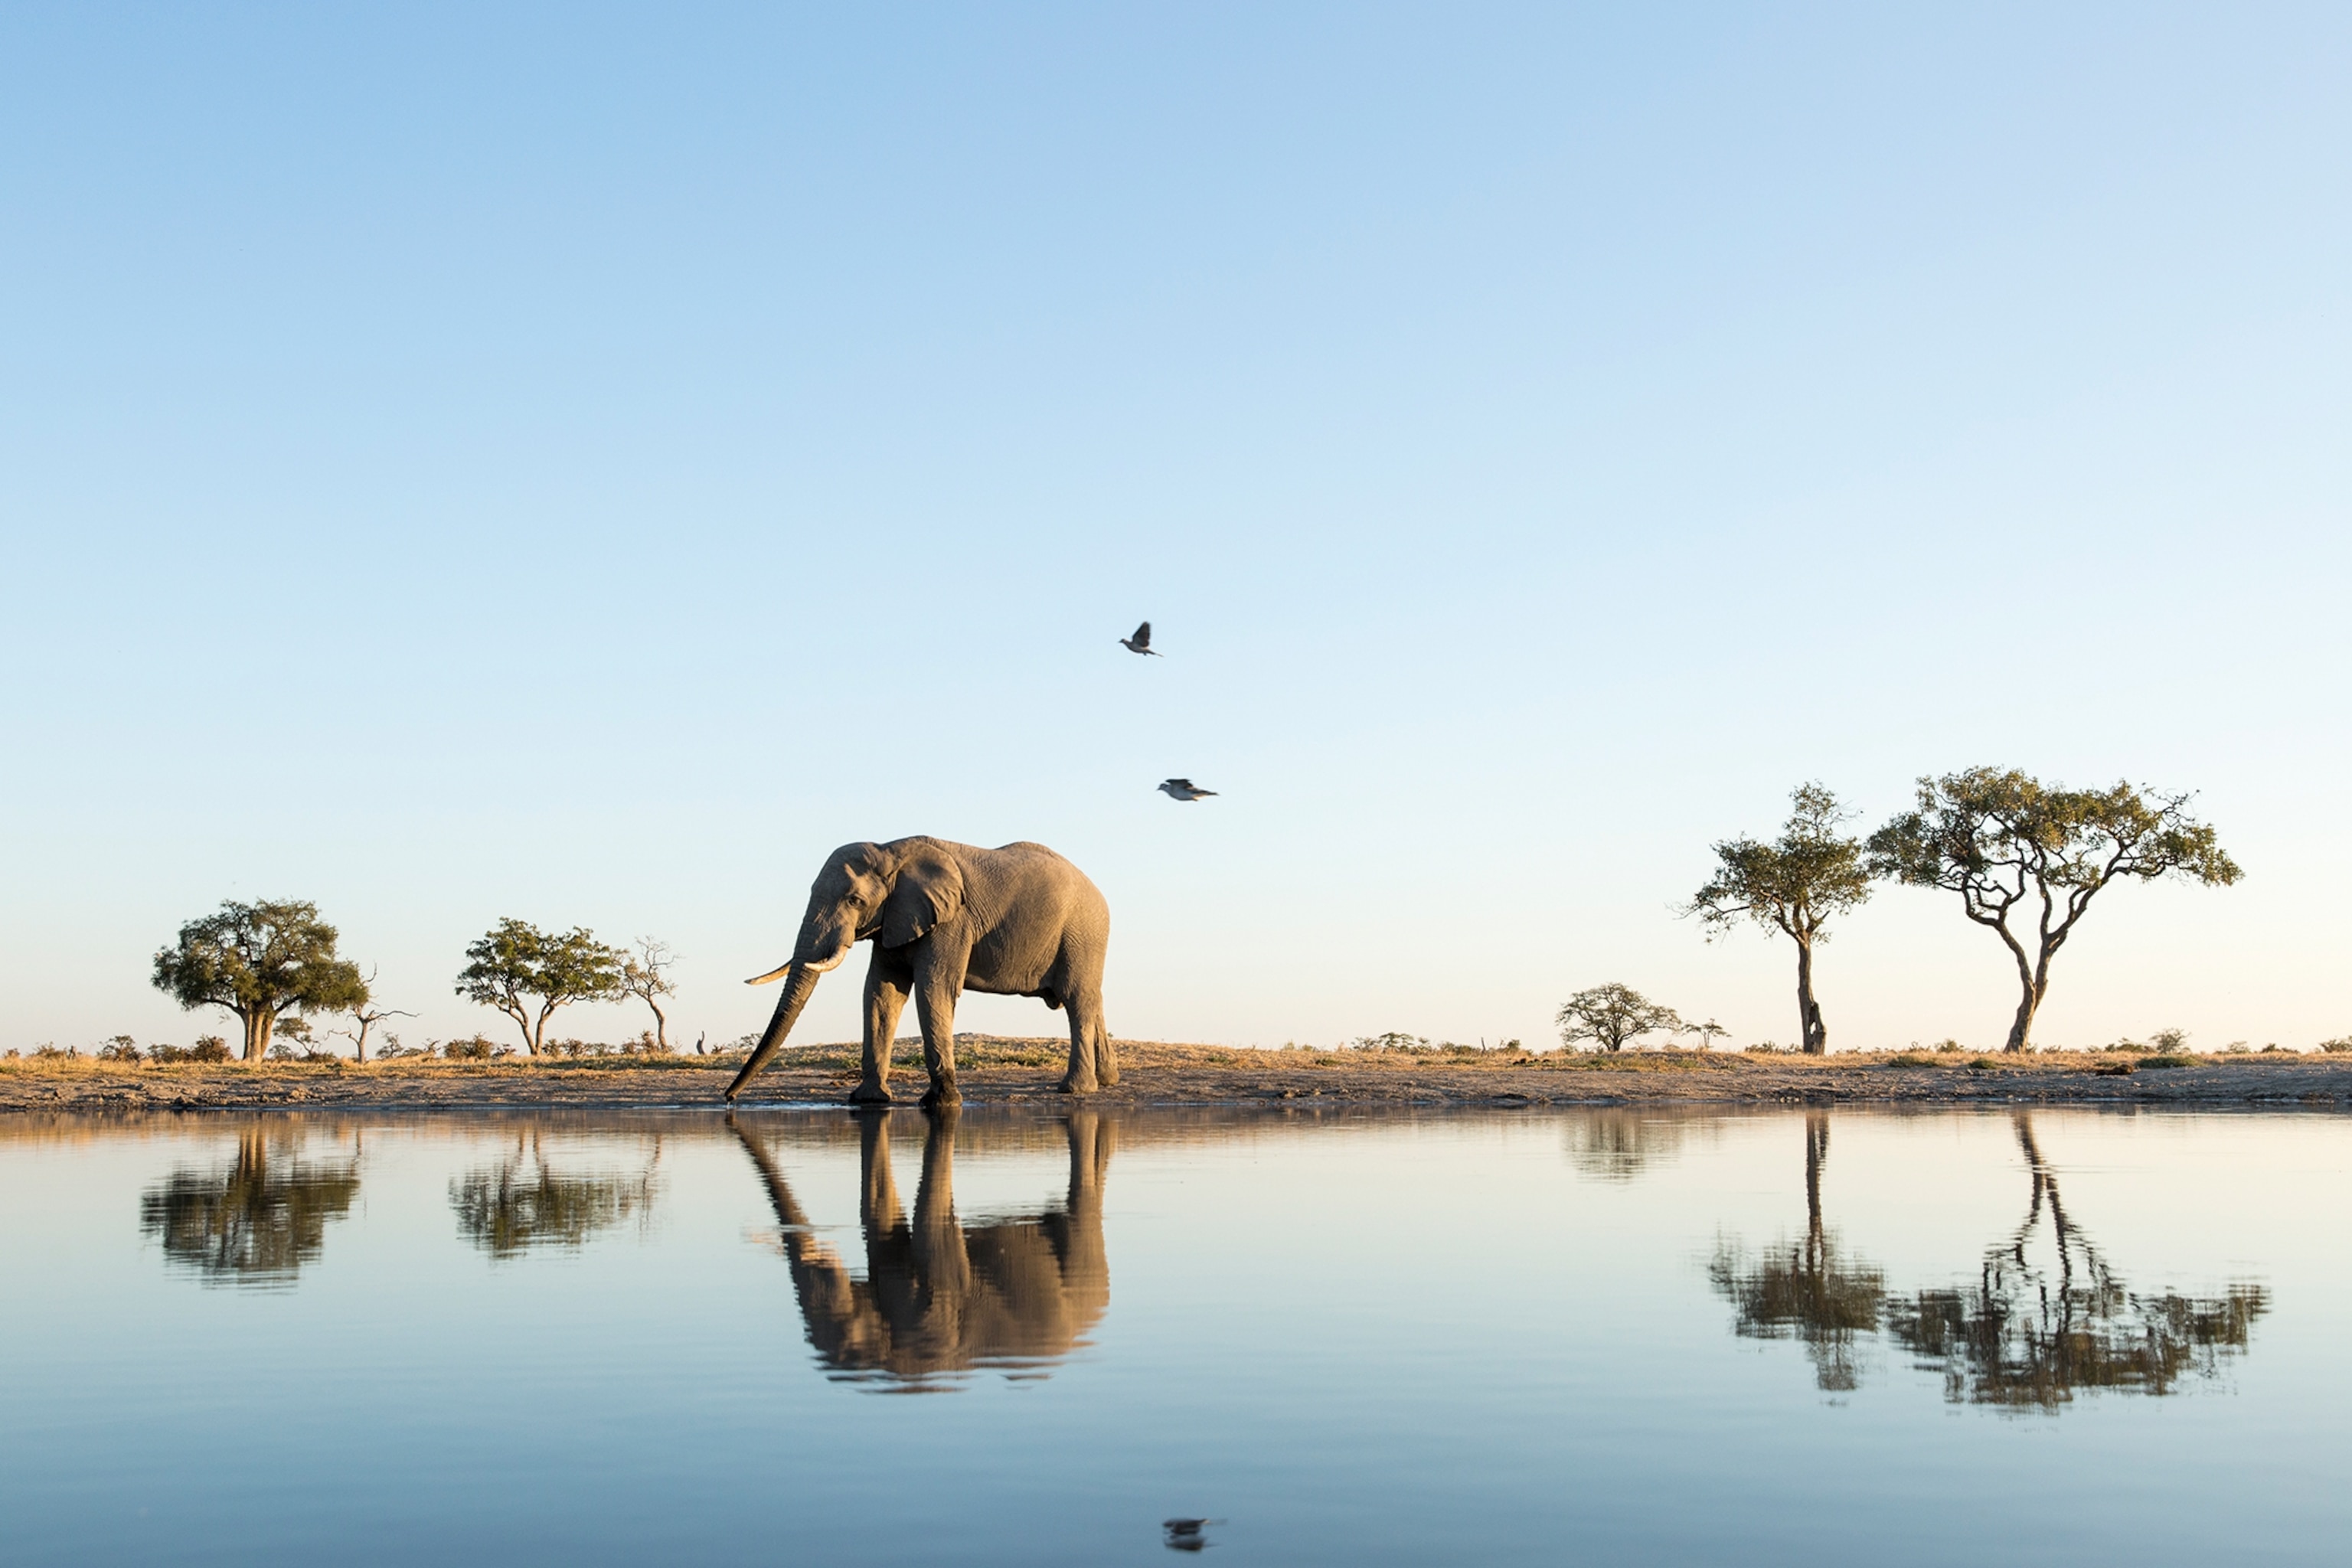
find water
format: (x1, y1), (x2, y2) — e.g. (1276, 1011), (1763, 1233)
(3, 1106), (2345, 1564)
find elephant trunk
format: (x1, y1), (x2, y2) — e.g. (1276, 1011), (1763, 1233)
(725, 962), (823, 1101)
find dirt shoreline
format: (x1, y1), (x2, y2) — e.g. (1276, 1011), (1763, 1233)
(3, 1037), (2347, 1113)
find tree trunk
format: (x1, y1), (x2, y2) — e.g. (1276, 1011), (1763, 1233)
(241, 1010), (273, 1063)
(2004, 977), (2047, 1052)
(648, 998), (668, 1052)
(1795, 938), (1828, 1056)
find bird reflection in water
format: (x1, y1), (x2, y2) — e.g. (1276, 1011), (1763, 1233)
(734, 1108), (1112, 1388)
(140, 1125), (361, 1285)
(449, 1129), (662, 1258)
(1885, 1115), (2269, 1410)
(1711, 1111), (2268, 1407)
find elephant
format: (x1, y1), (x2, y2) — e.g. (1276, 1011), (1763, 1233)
(724, 835), (1116, 1106)
(732, 1109), (1113, 1386)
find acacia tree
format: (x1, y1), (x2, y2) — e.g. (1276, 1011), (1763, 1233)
(152, 900), (371, 1062)
(1557, 983), (1685, 1054)
(1866, 769), (2240, 1053)
(1686, 783), (1872, 1056)
(456, 919), (625, 1057)
(618, 938), (678, 1052)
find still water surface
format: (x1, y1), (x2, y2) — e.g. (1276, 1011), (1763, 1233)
(3, 1106), (2345, 1563)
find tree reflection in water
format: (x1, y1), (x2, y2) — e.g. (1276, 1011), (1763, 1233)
(140, 1127), (361, 1285)
(1565, 1110), (1691, 1183)
(1710, 1116), (1884, 1390)
(1885, 1116), (2268, 1410)
(1709, 1111), (2268, 1407)
(449, 1129), (662, 1258)
(734, 1109), (1112, 1390)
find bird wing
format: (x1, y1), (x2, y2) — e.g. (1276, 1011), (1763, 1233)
(1131, 621), (1152, 646)
(1165, 778), (1191, 789)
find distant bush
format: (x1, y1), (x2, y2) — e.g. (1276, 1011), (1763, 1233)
(2261, 1044), (2292, 1054)
(2148, 1027), (2190, 1053)
(2143, 1054), (2197, 1070)
(32, 1044), (76, 1060)
(1934, 1039), (1965, 1054)
(1968, 1057), (2001, 1070)
(443, 1036), (498, 1061)
(2223, 1042), (2251, 1055)
(96, 1036), (144, 1062)
(2319, 1037), (2352, 1054)
(1348, 1032), (1431, 1053)
(1886, 1052), (1939, 1067)
(2106, 1037), (2152, 1053)
(375, 1039), (435, 1060)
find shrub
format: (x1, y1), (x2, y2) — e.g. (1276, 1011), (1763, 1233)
(2319, 1037), (2352, 1054)
(1886, 1051), (1938, 1067)
(443, 1036), (497, 1061)
(1968, 1057), (2001, 1070)
(2107, 1037), (2151, 1053)
(2148, 1027), (2190, 1053)
(96, 1036), (144, 1062)
(2223, 1042), (2251, 1055)
(2143, 1054), (2197, 1070)
(32, 1044), (75, 1060)
(1934, 1039), (1965, 1053)
(1349, 1032), (1431, 1053)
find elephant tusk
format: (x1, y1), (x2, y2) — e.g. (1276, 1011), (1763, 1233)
(744, 963), (793, 987)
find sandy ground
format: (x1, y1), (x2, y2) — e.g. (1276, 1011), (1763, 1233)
(3, 1037), (2347, 1113)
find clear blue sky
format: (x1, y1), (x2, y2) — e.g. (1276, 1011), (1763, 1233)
(4, 4), (2347, 1055)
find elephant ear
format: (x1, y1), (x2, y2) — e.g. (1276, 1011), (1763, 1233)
(880, 855), (965, 948)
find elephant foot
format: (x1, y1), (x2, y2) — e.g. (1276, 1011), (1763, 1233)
(846, 1081), (893, 1105)
(920, 1076), (961, 1110)
(1056, 1074), (1098, 1096)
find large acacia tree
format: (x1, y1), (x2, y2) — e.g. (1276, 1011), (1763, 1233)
(152, 899), (371, 1062)
(1687, 783), (1871, 1055)
(1866, 769), (2240, 1053)
(456, 918), (625, 1056)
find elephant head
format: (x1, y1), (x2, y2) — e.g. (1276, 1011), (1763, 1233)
(726, 841), (967, 1100)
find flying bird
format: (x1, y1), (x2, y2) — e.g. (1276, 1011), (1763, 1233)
(1120, 621), (1162, 656)
(1158, 779), (1218, 802)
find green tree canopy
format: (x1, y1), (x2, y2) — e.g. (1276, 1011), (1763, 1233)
(152, 899), (370, 1062)
(1866, 768), (2241, 1052)
(456, 919), (625, 1057)
(1556, 982), (1684, 1054)
(1687, 782), (1871, 1055)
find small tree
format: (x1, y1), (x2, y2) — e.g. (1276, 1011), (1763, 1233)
(1557, 983), (1685, 1054)
(329, 969), (416, 1063)
(153, 900), (371, 1062)
(618, 938), (678, 1053)
(1687, 1018), (1731, 1052)
(1866, 769), (2241, 1053)
(456, 920), (624, 1057)
(1686, 783), (1872, 1055)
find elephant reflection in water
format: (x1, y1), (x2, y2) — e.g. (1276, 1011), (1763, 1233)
(734, 1110), (1111, 1387)
(1714, 1112), (2268, 1407)
(1884, 1114), (2269, 1410)
(449, 1129), (662, 1258)
(1709, 1114), (1885, 1390)
(140, 1126), (361, 1284)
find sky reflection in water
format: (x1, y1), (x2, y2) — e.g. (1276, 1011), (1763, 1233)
(2, 1107), (2345, 1565)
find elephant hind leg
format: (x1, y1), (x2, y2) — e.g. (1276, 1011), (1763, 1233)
(1060, 985), (1115, 1094)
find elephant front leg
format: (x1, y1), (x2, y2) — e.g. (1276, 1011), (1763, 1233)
(854, 951), (912, 1105)
(910, 948), (964, 1109)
